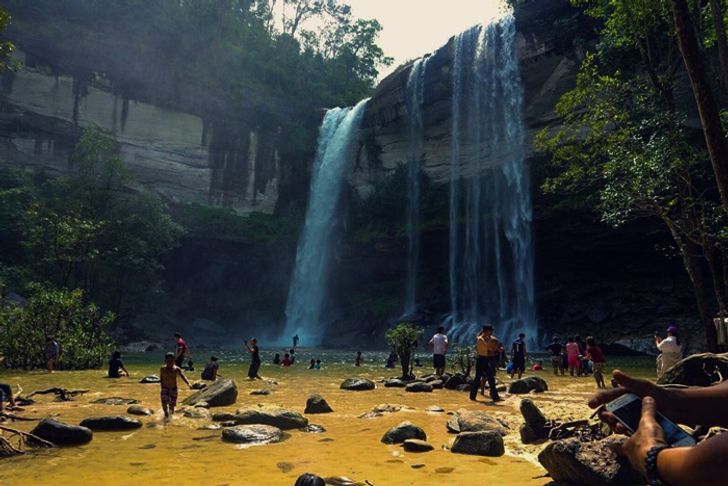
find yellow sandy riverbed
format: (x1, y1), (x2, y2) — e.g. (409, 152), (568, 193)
(0, 353), (655, 486)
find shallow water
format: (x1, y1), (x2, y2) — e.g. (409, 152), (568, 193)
(0, 350), (656, 486)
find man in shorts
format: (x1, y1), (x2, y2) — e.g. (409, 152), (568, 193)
(428, 326), (448, 375)
(545, 336), (565, 375)
(160, 352), (192, 418)
(510, 333), (528, 379)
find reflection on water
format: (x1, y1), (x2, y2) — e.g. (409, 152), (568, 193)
(0, 351), (656, 486)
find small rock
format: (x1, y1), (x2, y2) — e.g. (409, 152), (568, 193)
(444, 374), (466, 390)
(80, 416), (143, 431)
(411, 463), (425, 469)
(91, 397), (139, 405)
(300, 424), (326, 433)
(221, 424), (282, 445)
(403, 439), (434, 452)
(190, 382), (207, 390)
(183, 408), (210, 419)
(383, 379), (407, 388)
(381, 421), (427, 444)
(127, 405), (153, 416)
(340, 378), (376, 391)
(426, 406), (444, 413)
(430, 380), (444, 389)
(194, 402), (210, 409)
(139, 375), (160, 384)
(235, 406), (308, 430)
(305, 394), (334, 414)
(371, 404), (409, 414)
(508, 376), (548, 394)
(451, 431), (504, 456)
(250, 389), (271, 396)
(455, 384), (471, 392)
(212, 412), (238, 422)
(405, 382), (433, 393)
(31, 418), (93, 446)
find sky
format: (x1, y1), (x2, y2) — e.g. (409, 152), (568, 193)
(346, 0), (504, 79)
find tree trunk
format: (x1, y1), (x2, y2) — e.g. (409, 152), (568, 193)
(400, 350), (410, 380)
(669, 0), (728, 216)
(709, 0), (728, 93)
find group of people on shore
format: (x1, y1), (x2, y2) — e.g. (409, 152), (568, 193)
(544, 335), (607, 388)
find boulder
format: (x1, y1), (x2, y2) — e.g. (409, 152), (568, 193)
(451, 409), (509, 435)
(234, 406), (308, 430)
(451, 431), (504, 456)
(444, 374), (466, 390)
(127, 405), (154, 416)
(80, 416), (143, 431)
(31, 418), (93, 446)
(340, 378), (376, 391)
(455, 384), (471, 392)
(304, 394), (333, 414)
(446, 416), (460, 433)
(90, 397), (139, 405)
(508, 376), (548, 394)
(538, 437), (643, 486)
(520, 399), (547, 428)
(221, 424), (282, 445)
(182, 379), (238, 407)
(657, 353), (728, 387)
(430, 380), (444, 390)
(520, 424), (543, 444)
(383, 379), (407, 388)
(212, 412), (238, 422)
(403, 439), (434, 452)
(381, 421), (427, 444)
(405, 382), (433, 393)
(140, 375), (160, 384)
(183, 408), (210, 419)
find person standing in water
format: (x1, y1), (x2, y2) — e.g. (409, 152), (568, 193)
(173, 332), (189, 368)
(510, 333), (528, 380)
(656, 325), (682, 378)
(293, 334), (299, 348)
(160, 352), (192, 418)
(428, 326), (449, 375)
(470, 325), (502, 402)
(201, 356), (222, 381)
(108, 351), (129, 378)
(355, 351), (363, 367)
(245, 339), (262, 379)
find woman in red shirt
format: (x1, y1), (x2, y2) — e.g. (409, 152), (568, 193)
(585, 336), (607, 388)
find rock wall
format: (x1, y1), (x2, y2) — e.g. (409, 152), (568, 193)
(0, 50), (283, 214)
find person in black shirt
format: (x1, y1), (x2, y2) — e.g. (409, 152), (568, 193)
(245, 338), (262, 380)
(108, 351), (129, 378)
(545, 337), (565, 376)
(510, 333), (528, 379)
(201, 356), (222, 381)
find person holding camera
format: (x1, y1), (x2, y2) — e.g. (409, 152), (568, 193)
(244, 338), (262, 380)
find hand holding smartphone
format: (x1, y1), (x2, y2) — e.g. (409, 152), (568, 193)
(605, 393), (695, 447)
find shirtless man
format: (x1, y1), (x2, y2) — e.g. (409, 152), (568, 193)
(160, 352), (192, 418)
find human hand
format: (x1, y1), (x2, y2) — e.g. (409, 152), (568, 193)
(612, 396), (667, 477)
(588, 370), (677, 433)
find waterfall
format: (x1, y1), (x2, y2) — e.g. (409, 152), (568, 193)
(446, 13), (536, 344)
(403, 55), (430, 317)
(282, 99), (368, 346)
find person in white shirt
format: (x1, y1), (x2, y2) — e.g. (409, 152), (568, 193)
(656, 325), (682, 378)
(429, 326), (449, 375)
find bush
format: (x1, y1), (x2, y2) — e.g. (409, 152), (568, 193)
(452, 344), (474, 377)
(385, 322), (423, 379)
(0, 287), (114, 369)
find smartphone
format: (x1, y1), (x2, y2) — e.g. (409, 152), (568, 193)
(605, 393), (696, 447)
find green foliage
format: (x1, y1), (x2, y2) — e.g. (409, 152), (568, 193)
(385, 322), (423, 379)
(0, 287), (114, 369)
(0, 8), (15, 72)
(452, 344), (474, 377)
(0, 128), (183, 319)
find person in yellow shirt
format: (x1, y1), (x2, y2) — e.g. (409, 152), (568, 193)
(469, 325), (503, 402)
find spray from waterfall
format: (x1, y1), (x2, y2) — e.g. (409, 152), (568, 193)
(446, 12), (536, 344)
(403, 55), (430, 317)
(282, 99), (369, 346)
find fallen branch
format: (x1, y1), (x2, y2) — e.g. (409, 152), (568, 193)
(0, 425), (54, 448)
(0, 413), (37, 422)
(22, 388), (89, 402)
(0, 435), (23, 457)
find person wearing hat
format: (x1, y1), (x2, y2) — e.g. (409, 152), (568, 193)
(656, 325), (682, 379)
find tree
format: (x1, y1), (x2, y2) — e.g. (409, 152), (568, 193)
(385, 322), (423, 380)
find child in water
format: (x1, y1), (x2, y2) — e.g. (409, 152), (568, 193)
(160, 352), (192, 418)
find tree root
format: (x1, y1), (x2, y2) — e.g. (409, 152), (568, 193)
(21, 387), (89, 402)
(0, 436), (23, 457)
(0, 425), (54, 448)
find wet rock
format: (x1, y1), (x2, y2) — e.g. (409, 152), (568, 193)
(250, 389), (271, 396)
(451, 431), (504, 456)
(521, 399), (547, 428)
(323, 477), (365, 486)
(300, 424), (326, 433)
(422, 375), (440, 383)
(194, 402), (210, 409)
(381, 421), (427, 444)
(80, 415), (143, 431)
(657, 353), (728, 387)
(31, 418), (93, 446)
(403, 438), (434, 452)
(444, 374), (466, 390)
(430, 380), (444, 389)
(446, 416), (461, 433)
(340, 378), (375, 391)
(127, 405), (153, 416)
(304, 394), (333, 414)
(234, 406), (308, 430)
(212, 412), (238, 422)
(450, 409), (509, 435)
(140, 375), (160, 384)
(221, 424), (282, 445)
(182, 379), (238, 407)
(183, 408), (210, 419)
(91, 397), (139, 405)
(383, 378), (407, 388)
(426, 406), (444, 413)
(406, 382), (433, 393)
(455, 384), (471, 392)
(508, 376), (548, 394)
(191, 382), (207, 390)
(538, 436), (643, 486)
